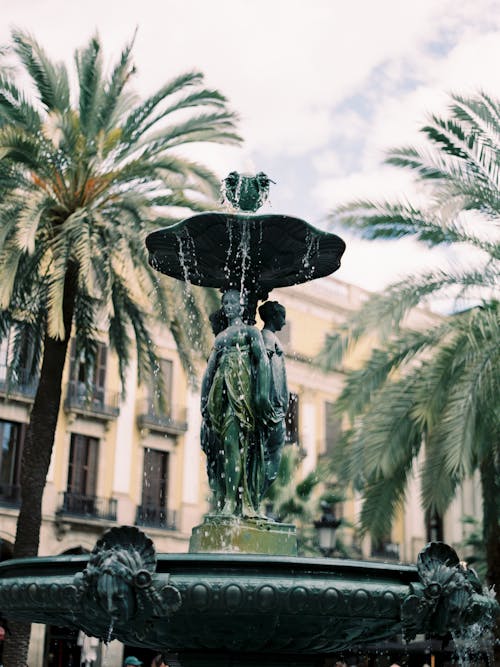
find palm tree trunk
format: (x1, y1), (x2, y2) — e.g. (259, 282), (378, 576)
(3, 267), (77, 667)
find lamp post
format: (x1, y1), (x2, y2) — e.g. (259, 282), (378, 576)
(314, 501), (342, 557)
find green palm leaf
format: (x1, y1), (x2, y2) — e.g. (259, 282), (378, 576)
(318, 93), (500, 586)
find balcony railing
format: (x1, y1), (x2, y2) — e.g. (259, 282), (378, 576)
(57, 491), (117, 521)
(64, 382), (119, 420)
(136, 399), (188, 435)
(0, 365), (37, 402)
(135, 504), (177, 531)
(371, 542), (400, 561)
(0, 483), (21, 508)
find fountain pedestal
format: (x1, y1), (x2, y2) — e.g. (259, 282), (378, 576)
(189, 515), (297, 556)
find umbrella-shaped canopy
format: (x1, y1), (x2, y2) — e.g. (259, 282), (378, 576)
(146, 212), (346, 298)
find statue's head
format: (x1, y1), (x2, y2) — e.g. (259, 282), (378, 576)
(80, 526), (157, 623)
(96, 565), (135, 620)
(259, 300), (286, 331)
(221, 289), (244, 320)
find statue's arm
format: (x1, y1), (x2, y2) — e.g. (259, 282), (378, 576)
(201, 346), (219, 420)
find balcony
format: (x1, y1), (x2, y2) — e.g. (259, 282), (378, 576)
(0, 365), (37, 403)
(64, 382), (119, 421)
(136, 399), (188, 435)
(135, 504), (177, 531)
(0, 483), (21, 508)
(57, 491), (117, 521)
(371, 541), (400, 561)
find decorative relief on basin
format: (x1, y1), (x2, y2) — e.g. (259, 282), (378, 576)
(0, 531), (497, 655)
(74, 526), (182, 640)
(401, 542), (497, 640)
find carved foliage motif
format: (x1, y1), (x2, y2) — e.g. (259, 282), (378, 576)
(74, 526), (181, 640)
(401, 542), (498, 641)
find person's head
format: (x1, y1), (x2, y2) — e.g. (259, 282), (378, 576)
(124, 657), (143, 666)
(221, 289), (244, 321)
(258, 300), (286, 331)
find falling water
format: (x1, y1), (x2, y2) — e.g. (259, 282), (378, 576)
(237, 219), (251, 304)
(175, 229), (205, 354)
(106, 619), (114, 645)
(302, 231), (320, 280)
(451, 622), (496, 667)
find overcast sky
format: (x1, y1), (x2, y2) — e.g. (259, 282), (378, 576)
(2, 0), (500, 292)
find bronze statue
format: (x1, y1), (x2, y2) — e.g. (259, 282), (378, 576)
(201, 289), (272, 516)
(201, 308), (227, 511)
(258, 300), (289, 498)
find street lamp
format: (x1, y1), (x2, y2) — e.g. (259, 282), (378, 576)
(314, 501), (342, 557)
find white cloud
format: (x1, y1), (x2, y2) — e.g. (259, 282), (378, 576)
(3, 0), (499, 293)
(4, 0), (491, 158)
(313, 164), (418, 210)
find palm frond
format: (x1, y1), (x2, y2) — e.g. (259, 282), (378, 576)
(46, 235), (70, 339)
(11, 29), (70, 111)
(96, 32), (137, 132)
(0, 74), (41, 130)
(358, 463), (412, 540)
(75, 35), (102, 138)
(317, 265), (495, 372)
(120, 71), (206, 144)
(334, 200), (499, 252)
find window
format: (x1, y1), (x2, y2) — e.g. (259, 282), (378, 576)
(0, 420), (25, 503)
(285, 393), (299, 444)
(69, 341), (108, 406)
(67, 434), (99, 497)
(141, 448), (169, 509)
(324, 401), (342, 456)
(0, 327), (37, 393)
(136, 448), (175, 529)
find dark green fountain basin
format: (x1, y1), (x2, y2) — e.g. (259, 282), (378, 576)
(0, 535), (496, 662)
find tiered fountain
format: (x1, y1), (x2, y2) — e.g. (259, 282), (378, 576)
(0, 174), (496, 666)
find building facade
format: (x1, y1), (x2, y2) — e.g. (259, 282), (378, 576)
(0, 275), (480, 665)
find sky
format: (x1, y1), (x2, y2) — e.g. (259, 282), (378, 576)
(2, 0), (500, 293)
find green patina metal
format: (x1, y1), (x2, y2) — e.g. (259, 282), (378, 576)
(147, 172), (344, 525)
(0, 527), (496, 660)
(189, 515), (297, 556)
(0, 174), (497, 663)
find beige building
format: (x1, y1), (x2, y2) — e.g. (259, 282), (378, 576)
(0, 274), (480, 665)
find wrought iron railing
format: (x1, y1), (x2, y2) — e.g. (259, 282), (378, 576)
(0, 483), (21, 507)
(136, 399), (188, 434)
(0, 365), (37, 401)
(57, 492), (117, 521)
(64, 382), (119, 419)
(371, 541), (400, 561)
(135, 504), (177, 531)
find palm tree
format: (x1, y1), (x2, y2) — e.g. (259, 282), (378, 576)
(318, 92), (499, 598)
(0, 30), (239, 664)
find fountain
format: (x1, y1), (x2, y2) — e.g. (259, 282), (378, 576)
(0, 174), (497, 666)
